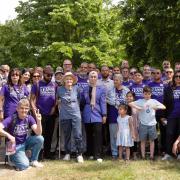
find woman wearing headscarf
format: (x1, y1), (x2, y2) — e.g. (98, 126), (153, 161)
(81, 71), (107, 162)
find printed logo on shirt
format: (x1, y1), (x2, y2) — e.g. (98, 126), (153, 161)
(131, 87), (143, 97)
(40, 87), (55, 96)
(14, 124), (28, 136)
(173, 89), (180, 100)
(151, 86), (164, 96)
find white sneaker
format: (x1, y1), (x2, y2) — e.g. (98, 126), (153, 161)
(177, 154), (180, 160)
(63, 154), (70, 161)
(30, 161), (44, 168)
(77, 155), (84, 163)
(162, 154), (173, 161)
(89, 156), (94, 160)
(97, 158), (103, 163)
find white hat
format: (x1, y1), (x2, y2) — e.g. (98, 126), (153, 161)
(62, 72), (77, 85)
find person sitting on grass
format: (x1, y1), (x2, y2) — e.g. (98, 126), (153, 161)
(129, 86), (166, 160)
(0, 98), (44, 171)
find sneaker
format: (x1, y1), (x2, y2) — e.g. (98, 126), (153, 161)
(30, 161), (44, 168)
(77, 155), (84, 163)
(97, 158), (103, 163)
(89, 156), (94, 160)
(162, 154), (173, 161)
(63, 154), (70, 161)
(177, 154), (180, 160)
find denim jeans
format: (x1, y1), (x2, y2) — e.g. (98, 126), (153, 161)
(61, 117), (83, 155)
(10, 135), (44, 170)
(109, 123), (118, 157)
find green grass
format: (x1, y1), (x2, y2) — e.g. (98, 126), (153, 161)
(0, 159), (180, 180)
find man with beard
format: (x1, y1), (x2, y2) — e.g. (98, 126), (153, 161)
(30, 66), (57, 159)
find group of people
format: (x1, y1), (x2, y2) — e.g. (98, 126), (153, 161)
(0, 59), (179, 171)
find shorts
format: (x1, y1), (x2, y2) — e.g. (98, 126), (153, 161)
(139, 123), (157, 141)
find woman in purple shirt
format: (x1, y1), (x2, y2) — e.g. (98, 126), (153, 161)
(0, 68), (29, 120)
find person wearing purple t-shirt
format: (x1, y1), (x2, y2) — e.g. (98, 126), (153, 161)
(130, 71), (146, 100)
(142, 65), (152, 85)
(149, 69), (166, 154)
(0, 99), (44, 170)
(0, 68), (29, 120)
(121, 67), (133, 88)
(30, 66), (56, 159)
(162, 70), (180, 160)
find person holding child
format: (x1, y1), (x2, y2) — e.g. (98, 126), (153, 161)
(129, 86), (166, 160)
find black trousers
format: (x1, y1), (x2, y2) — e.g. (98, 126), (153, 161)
(42, 115), (56, 157)
(85, 122), (102, 159)
(166, 117), (180, 155)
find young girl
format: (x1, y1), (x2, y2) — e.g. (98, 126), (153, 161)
(126, 91), (139, 160)
(116, 104), (135, 161)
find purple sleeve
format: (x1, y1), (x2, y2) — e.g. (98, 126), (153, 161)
(23, 85), (30, 97)
(31, 84), (37, 95)
(0, 84), (8, 96)
(2, 117), (13, 129)
(28, 115), (36, 127)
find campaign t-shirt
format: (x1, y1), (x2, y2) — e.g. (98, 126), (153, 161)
(134, 99), (163, 126)
(122, 80), (133, 89)
(130, 83), (146, 100)
(31, 80), (56, 115)
(77, 76), (88, 94)
(2, 114), (36, 145)
(0, 84), (29, 117)
(170, 86), (180, 118)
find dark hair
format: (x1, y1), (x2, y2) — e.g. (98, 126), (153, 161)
(118, 103), (128, 111)
(7, 68), (22, 87)
(21, 68), (31, 85)
(126, 91), (135, 100)
(172, 70), (180, 89)
(143, 86), (152, 93)
(134, 71), (143, 76)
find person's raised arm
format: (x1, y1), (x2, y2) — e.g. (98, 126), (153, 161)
(31, 109), (42, 135)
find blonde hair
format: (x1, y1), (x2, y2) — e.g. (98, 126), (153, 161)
(18, 98), (30, 108)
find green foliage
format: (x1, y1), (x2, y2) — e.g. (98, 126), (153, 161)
(120, 0), (180, 67)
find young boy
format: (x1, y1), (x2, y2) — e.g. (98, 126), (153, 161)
(129, 86), (166, 160)
(0, 99), (44, 170)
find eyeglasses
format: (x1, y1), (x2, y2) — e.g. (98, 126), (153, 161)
(81, 66), (88, 69)
(11, 73), (19, 77)
(63, 64), (72, 66)
(44, 73), (53, 77)
(130, 71), (136, 75)
(33, 75), (40, 78)
(153, 72), (161, 75)
(175, 75), (180, 78)
(163, 63), (170, 65)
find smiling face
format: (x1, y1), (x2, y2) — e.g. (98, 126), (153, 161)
(22, 71), (30, 82)
(174, 72), (180, 86)
(64, 75), (74, 87)
(11, 71), (20, 84)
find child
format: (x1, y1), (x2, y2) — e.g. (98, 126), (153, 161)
(129, 86), (166, 160)
(126, 91), (139, 160)
(116, 104), (135, 161)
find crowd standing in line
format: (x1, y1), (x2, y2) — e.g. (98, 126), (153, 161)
(0, 60), (180, 171)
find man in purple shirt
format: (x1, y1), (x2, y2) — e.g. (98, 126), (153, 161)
(30, 66), (56, 159)
(0, 99), (44, 171)
(142, 65), (152, 85)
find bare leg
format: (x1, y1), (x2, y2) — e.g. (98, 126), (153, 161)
(150, 140), (155, 158)
(125, 147), (130, 160)
(141, 141), (146, 158)
(119, 146), (123, 160)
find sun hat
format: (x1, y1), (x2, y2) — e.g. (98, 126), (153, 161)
(62, 72), (77, 85)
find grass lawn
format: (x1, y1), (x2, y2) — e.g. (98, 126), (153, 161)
(0, 159), (180, 180)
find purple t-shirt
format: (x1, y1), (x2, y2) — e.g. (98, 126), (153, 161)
(0, 84), (29, 117)
(122, 80), (133, 88)
(142, 79), (152, 85)
(130, 83), (146, 100)
(107, 89), (127, 123)
(170, 86), (180, 118)
(77, 76), (88, 94)
(31, 80), (56, 115)
(2, 114), (36, 145)
(148, 81), (164, 103)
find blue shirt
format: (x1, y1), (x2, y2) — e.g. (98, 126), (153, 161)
(57, 85), (81, 120)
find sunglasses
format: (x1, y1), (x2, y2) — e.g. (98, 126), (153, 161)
(64, 64), (72, 66)
(175, 75), (180, 78)
(153, 72), (161, 75)
(130, 71), (137, 75)
(45, 73), (53, 77)
(33, 75), (40, 78)
(11, 73), (19, 77)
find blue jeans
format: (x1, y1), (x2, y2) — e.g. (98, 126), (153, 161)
(109, 123), (118, 157)
(10, 135), (44, 170)
(61, 118), (83, 155)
